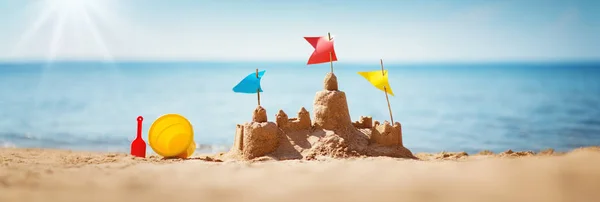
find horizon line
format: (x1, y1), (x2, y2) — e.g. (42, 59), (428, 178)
(1, 59), (600, 66)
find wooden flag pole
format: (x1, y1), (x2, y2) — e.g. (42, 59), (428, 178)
(380, 59), (394, 124)
(256, 68), (261, 106)
(328, 32), (334, 73)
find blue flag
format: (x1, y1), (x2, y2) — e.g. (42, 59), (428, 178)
(233, 70), (265, 94)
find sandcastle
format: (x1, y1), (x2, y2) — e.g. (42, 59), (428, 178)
(226, 73), (415, 160)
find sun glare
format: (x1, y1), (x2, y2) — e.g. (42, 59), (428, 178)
(10, 0), (117, 61)
(12, 0), (131, 120)
(45, 0), (89, 14)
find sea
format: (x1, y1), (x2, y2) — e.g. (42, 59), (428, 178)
(1, 61), (599, 154)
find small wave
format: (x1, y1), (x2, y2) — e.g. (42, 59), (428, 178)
(1, 132), (38, 140)
(0, 132), (130, 150)
(0, 140), (16, 148)
(195, 143), (230, 153)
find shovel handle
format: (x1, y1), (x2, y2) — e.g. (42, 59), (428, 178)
(136, 116), (143, 139)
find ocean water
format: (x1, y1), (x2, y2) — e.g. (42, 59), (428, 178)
(0, 61), (599, 154)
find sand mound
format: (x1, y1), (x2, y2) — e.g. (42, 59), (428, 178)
(565, 146), (600, 158)
(223, 73), (415, 161)
(413, 147), (600, 161)
(570, 146), (600, 154)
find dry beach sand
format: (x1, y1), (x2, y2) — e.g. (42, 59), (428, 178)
(2, 147), (600, 202)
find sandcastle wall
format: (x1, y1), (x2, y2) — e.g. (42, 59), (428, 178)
(233, 124), (244, 151)
(275, 107), (311, 131)
(353, 116), (373, 128)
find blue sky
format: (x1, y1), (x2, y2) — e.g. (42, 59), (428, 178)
(0, 0), (599, 62)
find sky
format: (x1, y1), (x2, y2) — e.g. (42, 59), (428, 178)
(0, 0), (599, 63)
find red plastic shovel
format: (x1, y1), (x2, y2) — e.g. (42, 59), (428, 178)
(130, 116), (146, 158)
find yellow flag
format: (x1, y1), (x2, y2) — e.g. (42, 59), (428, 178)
(358, 70), (395, 96)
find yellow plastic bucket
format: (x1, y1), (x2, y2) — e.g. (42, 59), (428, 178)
(148, 114), (196, 158)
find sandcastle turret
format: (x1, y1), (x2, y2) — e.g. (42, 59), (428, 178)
(324, 72), (338, 91)
(371, 121), (403, 146)
(275, 110), (288, 128)
(252, 106), (268, 122)
(353, 116), (373, 129)
(312, 73), (352, 130)
(230, 106), (279, 159)
(295, 107), (311, 129)
(275, 107), (312, 131)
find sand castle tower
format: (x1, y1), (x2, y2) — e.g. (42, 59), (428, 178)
(305, 73), (410, 158)
(371, 121), (403, 147)
(230, 106), (279, 159)
(312, 73), (353, 130)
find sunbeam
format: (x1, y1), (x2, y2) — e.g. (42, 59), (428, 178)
(47, 12), (67, 61)
(11, 0), (119, 61)
(81, 8), (113, 61)
(10, 0), (132, 129)
(46, 0), (89, 15)
(80, 4), (130, 120)
(8, 3), (55, 59)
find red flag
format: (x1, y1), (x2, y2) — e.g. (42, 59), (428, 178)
(304, 36), (338, 65)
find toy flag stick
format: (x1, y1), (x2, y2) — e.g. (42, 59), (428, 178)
(380, 59), (394, 124)
(328, 32), (334, 73)
(256, 68), (261, 106)
(358, 61), (395, 123)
